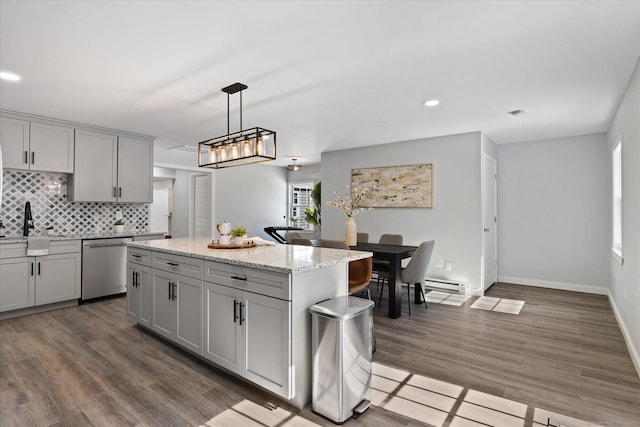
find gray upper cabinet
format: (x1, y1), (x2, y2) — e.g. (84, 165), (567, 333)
(69, 130), (153, 203)
(69, 130), (118, 202)
(0, 116), (74, 173)
(117, 136), (153, 203)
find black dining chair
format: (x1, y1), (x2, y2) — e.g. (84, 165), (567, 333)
(291, 237), (313, 246)
(357, 232), (369, 243)
(373, 234), (404, 292)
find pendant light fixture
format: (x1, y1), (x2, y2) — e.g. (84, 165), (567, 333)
(198, 82), (276, 168)
(288, 158), (301, 172)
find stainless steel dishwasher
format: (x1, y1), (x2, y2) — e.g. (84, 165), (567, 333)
(82, 237), (133, 300)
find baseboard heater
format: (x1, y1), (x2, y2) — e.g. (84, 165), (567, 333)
(423, 278), (467, 294)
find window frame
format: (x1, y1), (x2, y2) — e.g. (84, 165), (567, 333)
(287, 181), (315, 231)
(612, 136), (623, 265)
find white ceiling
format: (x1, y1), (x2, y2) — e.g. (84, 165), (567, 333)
(1, 1), (639, 166)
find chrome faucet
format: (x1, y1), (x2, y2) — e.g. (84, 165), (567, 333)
(23, 201), (34, 237)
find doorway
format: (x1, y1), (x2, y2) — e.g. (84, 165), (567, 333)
(150, 179), (172, 236)
(482, 153), (498, 292)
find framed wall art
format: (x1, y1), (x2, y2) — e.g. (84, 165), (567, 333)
(351, 163), (433, 208)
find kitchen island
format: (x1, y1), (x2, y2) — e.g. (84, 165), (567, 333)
(126, 237), (371, 409)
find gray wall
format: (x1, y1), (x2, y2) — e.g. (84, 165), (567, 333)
(321, 132), (483, 292)
(607, 56), (640, 373)
(497, 133), (610, 290)
(214, 163), (287, 240)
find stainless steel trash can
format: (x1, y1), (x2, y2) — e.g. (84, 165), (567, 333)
(310, 296), (374, 423)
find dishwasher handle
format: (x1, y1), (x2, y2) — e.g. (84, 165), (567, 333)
(84, 242), (129, 249)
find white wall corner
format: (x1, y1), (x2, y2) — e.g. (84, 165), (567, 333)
(608, 290), (640, 379)
(497, 276), (609, 295)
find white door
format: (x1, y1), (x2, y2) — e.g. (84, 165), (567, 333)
(152, 270), (177, 340)
(482, 154), (498, 291)
(150, 180), (172, 233)
(127, 264), (141, 322)
(35, 253), (81, 305)
(193, 174), (211, 238)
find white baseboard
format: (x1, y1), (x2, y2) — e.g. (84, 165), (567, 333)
(608, 291), (640, 379)
(498, 276), (609, 295)
(498, 275), (639, 379)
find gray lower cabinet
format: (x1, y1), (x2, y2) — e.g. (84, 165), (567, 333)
(127, 263), (152, 328)
(151, 269), (202, 355)
(0, 241), (81, 313)
(0, 256), (34, 312)
(203, 281), (293, 399)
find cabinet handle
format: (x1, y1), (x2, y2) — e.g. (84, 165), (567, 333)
(131, 254), (141, 258)
(24, 151), (28, 164)
(167, 262), (179, 267)
(239, 302), (245, 325)
(119, 187), (122, 198)
(168, 281), (172, 300)
(230, 275), (247, 281)
(31, 152), (35, 164)
(37, 262), (41, 276)
(172, 283), (177, 301)
(233, 300), (238, 323)
(30, 262), (34, 276)
(113, 187), (117, 198)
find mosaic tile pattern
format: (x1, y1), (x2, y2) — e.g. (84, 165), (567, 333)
(1, 171), (149, 237)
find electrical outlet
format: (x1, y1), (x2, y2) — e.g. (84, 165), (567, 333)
(444, 262), (452, 272)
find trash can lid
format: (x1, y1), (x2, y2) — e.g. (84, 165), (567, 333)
(309, 296), (374, 320)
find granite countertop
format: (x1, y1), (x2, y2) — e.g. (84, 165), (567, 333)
(0, 230), (166, 245)
(128, 237), (372, 274)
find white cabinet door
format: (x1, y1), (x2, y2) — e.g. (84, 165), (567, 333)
(0, 116), (30, 170)
(152, 270), (177, 341)
(35, 253), (81, 305)
(242, 292), (293, 399)
(127, 264), (141, 322)
(176, 275), (202, 354)
(0, 257), (35, 312)
(70, 130), (118, 202)
(203, 282), (242, 373)
(29, 122), (74, 173)
(117, 137), (153, 203)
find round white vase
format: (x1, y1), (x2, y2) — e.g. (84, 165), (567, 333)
(345, 216), (357, 246)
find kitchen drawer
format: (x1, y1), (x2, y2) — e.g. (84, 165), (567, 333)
(0, 240), (80, 259)
(0, 243), (27, 259)
(128, 247), (152, 267)
(204, 261), (291, 300)
(152, 252), (203, 280)
(50, 240), (81, 255)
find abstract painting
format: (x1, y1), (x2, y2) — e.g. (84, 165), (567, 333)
(351, 164), (433, 208)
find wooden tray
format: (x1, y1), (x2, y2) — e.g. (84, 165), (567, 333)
(208, 242), (257, 249)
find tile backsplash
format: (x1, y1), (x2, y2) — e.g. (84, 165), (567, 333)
(1, 171), (149, 237)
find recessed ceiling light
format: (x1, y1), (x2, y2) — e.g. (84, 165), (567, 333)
(507, 109), (527, 117)
(0, 71), (21, 82)
(424, 99), (439, 107)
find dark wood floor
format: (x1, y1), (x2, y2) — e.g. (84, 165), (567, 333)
(1, 283), (639, 426)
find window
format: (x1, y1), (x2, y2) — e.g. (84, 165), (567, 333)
(612, 137), (623, 264)
(288, 182), (314, 230)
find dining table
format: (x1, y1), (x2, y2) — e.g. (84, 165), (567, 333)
(349, 242), (418, 319)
